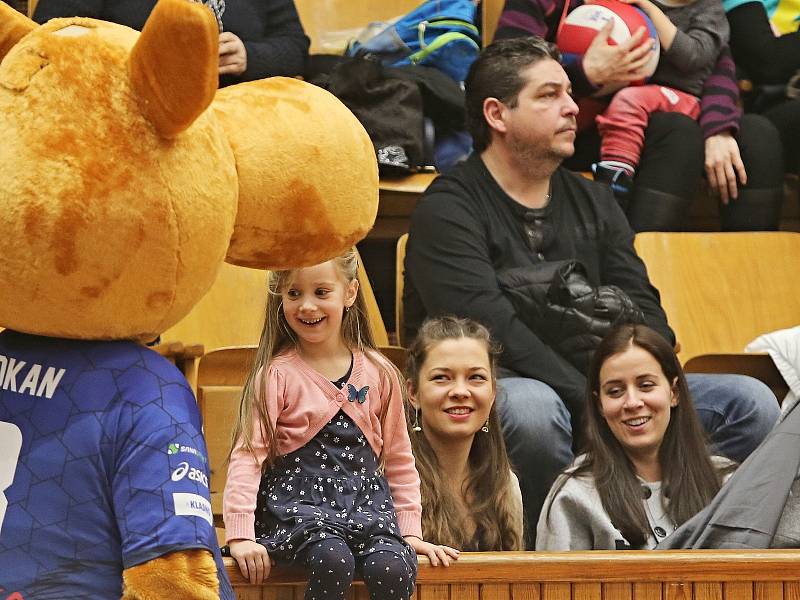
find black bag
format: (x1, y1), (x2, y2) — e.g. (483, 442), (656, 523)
(323, 58), (428, 175)
(314, 56), (467, 175)
(497, 260), (645, 373)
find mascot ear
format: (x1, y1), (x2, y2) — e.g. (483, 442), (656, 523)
(0, 3), (36, 61)
(128, 0), (218, 138)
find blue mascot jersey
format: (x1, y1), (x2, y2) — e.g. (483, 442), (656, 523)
(0, 330), (234, 600)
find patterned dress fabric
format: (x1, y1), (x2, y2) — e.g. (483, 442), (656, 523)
(255, 410), (414, 569)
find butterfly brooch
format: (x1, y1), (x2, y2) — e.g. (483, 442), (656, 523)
(347, 384), (369, 404)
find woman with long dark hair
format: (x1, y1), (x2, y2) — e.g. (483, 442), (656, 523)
(406, 316), (524, 551)
(537, 324), (733, 550)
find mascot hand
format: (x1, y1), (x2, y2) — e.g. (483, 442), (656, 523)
(122, 549), (218, 600)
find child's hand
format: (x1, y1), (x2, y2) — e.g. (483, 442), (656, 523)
(229, 539), (274, 584)
(615, 0), (675, 49)
(404, 536), (460, 567)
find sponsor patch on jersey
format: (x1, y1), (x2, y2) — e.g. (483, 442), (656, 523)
(167, 442), (207, 463)
(171, 461), (209, 488)
(173, 493), (213, 525)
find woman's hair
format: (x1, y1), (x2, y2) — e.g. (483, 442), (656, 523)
(405, 315), (523, 551)
(554, 324), (723, 547)
(229, 249), (395, 470)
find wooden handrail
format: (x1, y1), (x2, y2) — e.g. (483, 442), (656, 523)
(224, 550), (800, 587)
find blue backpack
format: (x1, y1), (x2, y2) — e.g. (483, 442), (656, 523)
(348, 0), (480, 83)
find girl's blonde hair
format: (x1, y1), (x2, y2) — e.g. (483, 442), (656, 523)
(229, 249), (397, 471)
(405, 316), (523, 551)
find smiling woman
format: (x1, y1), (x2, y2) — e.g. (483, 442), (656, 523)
(536, 324), (734, 551)
(405, 316), (524, 551)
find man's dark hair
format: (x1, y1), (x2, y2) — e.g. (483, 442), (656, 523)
(465, 37), (561, 153)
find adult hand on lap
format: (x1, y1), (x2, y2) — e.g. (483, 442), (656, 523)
(219, 31), (248, 76)
(705, 131), (747, 204)
(582, 21), (654, 88)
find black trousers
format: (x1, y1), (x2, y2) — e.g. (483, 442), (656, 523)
(565, 112), (783, 230)
(727, 2), (800, 174)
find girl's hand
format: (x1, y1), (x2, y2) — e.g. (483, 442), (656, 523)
(403, 536), (460, 567)
(229, 539), (274, 584)
(614, 0), (676, 49)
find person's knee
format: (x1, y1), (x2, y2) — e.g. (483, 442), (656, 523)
(496, 378), (573, 471)
(725, 374), (780, 432)
(362, 551), (415, 585)
(737, 114), (784, 187)
(309, 539), (355, 572)
(637, 112), (703, 195)
(496, 378), (572, 444)
(690, 373), (779, 461)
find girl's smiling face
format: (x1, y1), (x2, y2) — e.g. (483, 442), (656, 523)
(281, 260), (358, 351)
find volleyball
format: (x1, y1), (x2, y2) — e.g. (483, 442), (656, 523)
(556, 0), (660, 96)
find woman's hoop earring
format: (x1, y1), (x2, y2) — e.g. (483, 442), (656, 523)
(481, 418), (490, 433)
(412, 408), (422, 432)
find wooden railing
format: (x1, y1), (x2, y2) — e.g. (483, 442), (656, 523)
(225, 550), (800, 600)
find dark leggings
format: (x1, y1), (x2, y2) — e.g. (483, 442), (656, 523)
(727, 2), (800, 85)
(304, 537), (415, 600)
(763, 98), (800, 176)
(726, 2), (800, 175)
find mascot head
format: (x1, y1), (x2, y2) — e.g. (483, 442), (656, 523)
(0, 0), (378, 341)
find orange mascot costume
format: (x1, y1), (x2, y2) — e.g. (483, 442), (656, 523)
(0, 0), (378, 598)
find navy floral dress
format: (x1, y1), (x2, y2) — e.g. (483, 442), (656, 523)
(253, 367), (417, 595)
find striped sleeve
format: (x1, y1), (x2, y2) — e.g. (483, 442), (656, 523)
(699, 46), (742, 139)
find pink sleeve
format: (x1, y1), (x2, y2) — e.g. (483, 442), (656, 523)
(378, 362), (423, 539)
(223, 365), (283, 542)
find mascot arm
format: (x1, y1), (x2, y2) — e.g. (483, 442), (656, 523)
(122, 548), (219, 600)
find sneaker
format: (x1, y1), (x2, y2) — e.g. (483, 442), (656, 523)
(592, 163), (634, 211)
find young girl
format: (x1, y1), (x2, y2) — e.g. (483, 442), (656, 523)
(223, 250), (451, 598)
(537, 324), (734, 550)
(406, 316), (524, 551)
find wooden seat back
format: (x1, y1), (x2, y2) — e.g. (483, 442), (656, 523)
(196, 345), (257, 520)
(634, 232), (800, 398)
(161, 262), (267, 352)
(295, 0), (506, 54)
(294, 0), (425, 54)
(481, 0), (504, 46)
(634, 232), (800, 364)
(356, 248), (390, 347)
(396, 233), (409, 347)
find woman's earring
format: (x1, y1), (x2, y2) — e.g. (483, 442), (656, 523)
(481, 418), (489, 433)
(412, 408), (422, 432)
(345, 306), (350, 312)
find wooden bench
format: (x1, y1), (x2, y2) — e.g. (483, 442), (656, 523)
(224, 549), (800, 599)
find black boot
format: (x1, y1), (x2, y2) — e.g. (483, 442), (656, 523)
(719, 187), (784, 231)
(627, 187), (692, 232)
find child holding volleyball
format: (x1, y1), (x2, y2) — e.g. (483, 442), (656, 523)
(592, 0), (730, 207)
